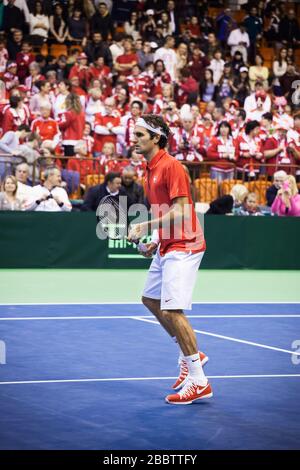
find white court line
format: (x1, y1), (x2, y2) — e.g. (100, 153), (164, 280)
(1, 314), (300, 321)
(0, 302), (299, 306)
(1, 374), (300, 386)
(132, 317), (300, 357)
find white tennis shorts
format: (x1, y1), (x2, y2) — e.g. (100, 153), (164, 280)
(142, 250), (204, 310)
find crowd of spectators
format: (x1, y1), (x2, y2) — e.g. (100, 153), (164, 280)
(0, 0), (300, 216)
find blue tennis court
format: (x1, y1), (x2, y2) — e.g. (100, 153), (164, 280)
(0, 302), (300, 450)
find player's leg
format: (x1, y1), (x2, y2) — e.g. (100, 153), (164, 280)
(142, 296), (177, 337)
(160, 251), (212, 404)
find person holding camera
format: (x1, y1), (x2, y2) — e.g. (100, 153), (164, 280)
(170, 106), (206, 162)
(24, 167), (72, 212)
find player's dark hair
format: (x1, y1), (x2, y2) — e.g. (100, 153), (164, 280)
(141, 114), (170, 149)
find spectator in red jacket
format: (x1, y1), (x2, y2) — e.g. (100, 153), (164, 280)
(207, 120), (236, 181)
(176, 68), (199, 106)
(58, 93), (85, 157)
(31, 105), (60, 147)
(16, 41), (35, 84)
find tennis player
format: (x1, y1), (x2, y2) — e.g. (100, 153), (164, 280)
(128, 115), (213, 405)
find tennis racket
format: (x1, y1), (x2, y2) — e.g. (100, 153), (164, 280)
(96, 194), (148, 252)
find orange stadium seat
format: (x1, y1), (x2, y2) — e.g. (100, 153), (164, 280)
(247, 179), (272, 205)
(194, 177), (218, 203)
(219, 179), (243, 197)
(50, 44), (68, 58)
(85, 174), (105, 188)
(259, 47), (275, 62)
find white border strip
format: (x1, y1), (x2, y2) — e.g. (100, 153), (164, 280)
(1, 374), (300, 386)
(133, 317), (300, 357)
(0, 302), (300, 306)
(1, 314), (300, 321)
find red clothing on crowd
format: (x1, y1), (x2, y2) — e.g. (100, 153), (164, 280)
(16, 52), (35, 83)
(151, 72), (172, 97)
(263, 134), (294, 176)
(116, 53), (138, 76)
(1, 104), (30, 133)
(83, 134), (95, 154)
(145, 149), (206, 255)
(87, 65), (112, 97)
(69, 65), (90, 89)
(97, 155), (129, 175)
(235, 132), (264, 172)
(31, 117), (60, 141)
(2, 71), (19, 90)
(127, 74), (150, 97)
(170, 125), (206, 162)
(207, 136), (237, 169)
(93, 113), (121, 152)
(58, 110), (85, 145)
(176, 77), (199, 107)
(67, 155), (96, 184)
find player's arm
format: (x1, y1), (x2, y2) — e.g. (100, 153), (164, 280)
(128, 196), (190, 241)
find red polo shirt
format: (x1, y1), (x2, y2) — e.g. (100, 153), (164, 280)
(145, 149), (206, 256)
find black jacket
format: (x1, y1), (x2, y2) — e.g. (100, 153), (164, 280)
(90, 13), (115, 41)
(81, 183), (127, 212)
(84, 41), (113, 68)
(266, 185), (278, 207)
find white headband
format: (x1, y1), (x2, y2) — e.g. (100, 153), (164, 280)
(135, 117), (167, 138)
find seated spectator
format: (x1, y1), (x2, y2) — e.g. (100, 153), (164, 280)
(207, 121), (236, 181)
(215, 63), (235, 106)
(69, 52), (90, 91)
(0, 175), (23, 211)
(15, 162), (33, 204)
(249, 54), (269, 91)
(29, 1), (49, 46)
(0, 124), (31, 180)
(234, 192), (262, 216)
(2, 61), (19, 92)
(121, 165), (144, 207)
(231, 183), (249, 209)
(231, 51), (245, 77)
(137, 42), (153, 70)
(266, 170), (287, 206)
(25, 166), (72, 212)
(81, 171), (126, 212)
(272, 48), (288, 96)
(271, 175), (300, 216)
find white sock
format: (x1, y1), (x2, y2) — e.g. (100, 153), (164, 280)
(185, 353), (207, 386)
(172, 337), (185, 364)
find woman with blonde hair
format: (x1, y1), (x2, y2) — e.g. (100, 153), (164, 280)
(0, 175), (23, 210)
(271, 175), (300, 216)
(58, 93), (85, 157)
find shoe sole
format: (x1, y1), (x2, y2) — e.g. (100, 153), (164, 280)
(172, 356), (209, 391)
(165, 391), (213, 405)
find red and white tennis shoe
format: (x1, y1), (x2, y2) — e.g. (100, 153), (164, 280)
(172, 351), (209, 390)
(166, 379), (213, 405)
